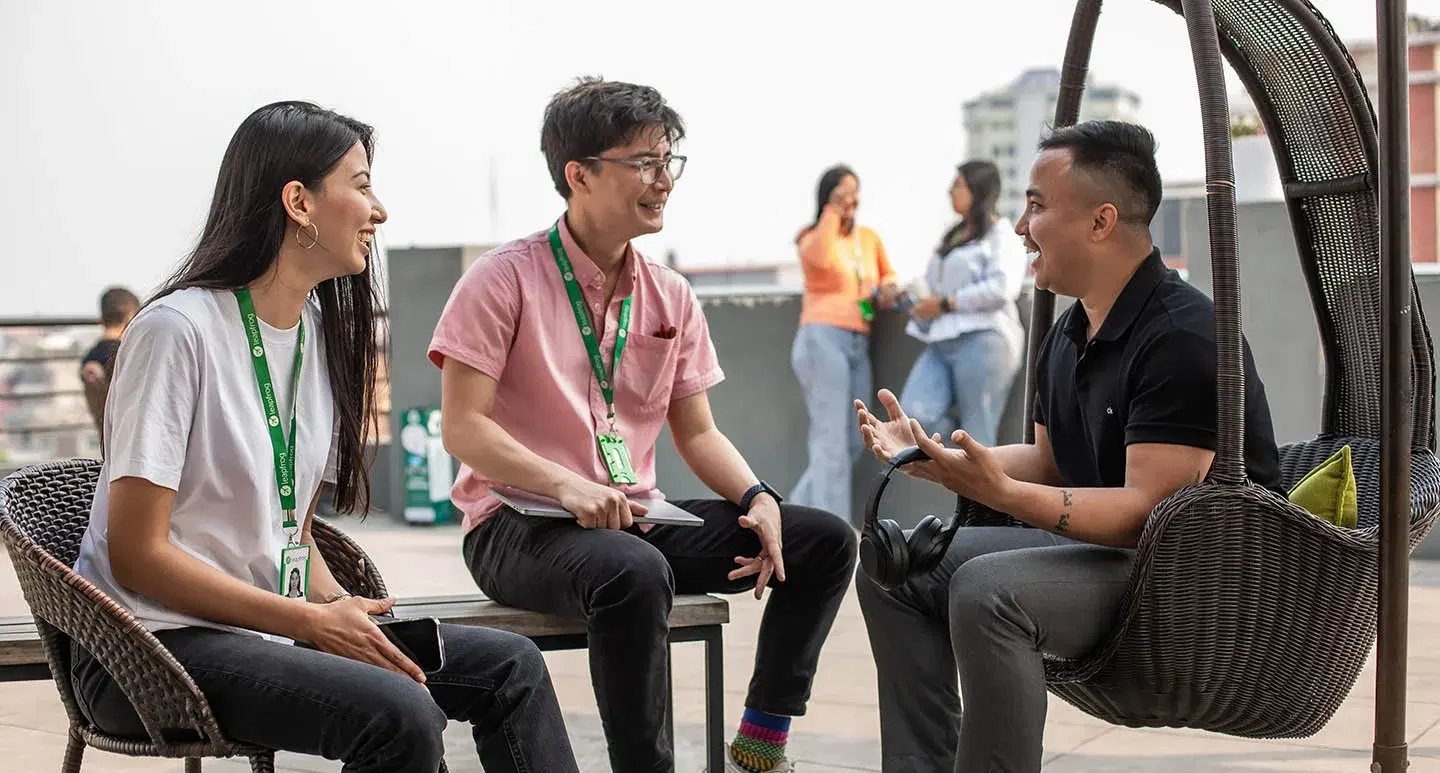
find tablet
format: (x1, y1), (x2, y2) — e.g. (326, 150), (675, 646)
(490, 487), (706, 527)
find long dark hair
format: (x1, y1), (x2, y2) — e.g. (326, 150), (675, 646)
(937, 160), (1002, 254)
(796, 164), (857, 243)
(151, 100), (381, 514)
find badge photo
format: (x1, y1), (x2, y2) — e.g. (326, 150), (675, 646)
(280, 545), (311, 599)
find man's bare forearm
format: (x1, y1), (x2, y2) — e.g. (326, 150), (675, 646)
(996, 480), (1151, 548)
(443, 413), (586, 499)
(989, 443), (1062, 486)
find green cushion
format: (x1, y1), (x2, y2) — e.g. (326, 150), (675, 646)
(1288, 444), (1358, 529)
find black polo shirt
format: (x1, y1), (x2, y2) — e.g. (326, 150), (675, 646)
(1033, 247), (1282, 492)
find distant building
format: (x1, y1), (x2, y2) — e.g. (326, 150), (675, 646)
(963, 68), (1142, 222)
(1347, 14), (1440, 263)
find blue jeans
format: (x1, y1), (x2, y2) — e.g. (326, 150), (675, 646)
(789, 322), (871, 524)
(898, 329), (1021, 448)
(70, 623), (579, 773)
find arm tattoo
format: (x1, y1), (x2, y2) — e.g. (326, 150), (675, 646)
(1057, 490), (1071, 532)
(1062, 490), (1072, 506)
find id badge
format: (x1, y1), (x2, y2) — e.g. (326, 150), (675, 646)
(598, 433), (638, 485)
(279, 544), (311, 599)
(857, 297), (876, 322)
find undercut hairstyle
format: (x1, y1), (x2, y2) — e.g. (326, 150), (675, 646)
(1038, 120), (1162, 230)
(540, 76), (686, 198)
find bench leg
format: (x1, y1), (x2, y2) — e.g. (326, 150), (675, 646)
(705, 625), (724, 773)
(665, 646), (675, 755)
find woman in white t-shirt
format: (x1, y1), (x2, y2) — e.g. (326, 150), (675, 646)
(70, 101), (580, 773)
(897, 160), (1029, 448)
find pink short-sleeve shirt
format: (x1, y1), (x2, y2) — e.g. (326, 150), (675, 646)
(428, 216), (726, 533)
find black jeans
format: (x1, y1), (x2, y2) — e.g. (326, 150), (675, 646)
(463, 500), (858, 773)
(70, 623), (580, 773)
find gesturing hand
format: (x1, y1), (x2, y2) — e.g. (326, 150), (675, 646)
(906, 420), (1015, 510)
(300, 596), (426, 683)
(856, 389), (919, 465)
(729, 498), (787, 600)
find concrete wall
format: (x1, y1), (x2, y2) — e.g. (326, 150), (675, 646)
(1176, 199), (1326, 447)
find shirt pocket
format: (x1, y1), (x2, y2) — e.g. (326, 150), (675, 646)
(618, 331), (679, 417)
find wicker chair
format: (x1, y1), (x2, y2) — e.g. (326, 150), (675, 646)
(0, 458), (445, 772)
(940, 0), (1440, 739)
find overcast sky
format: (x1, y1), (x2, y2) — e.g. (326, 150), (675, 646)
(2, 0), (1435, 316)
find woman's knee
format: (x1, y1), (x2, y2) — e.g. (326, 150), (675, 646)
(355, 675), (447, 769)
(493, 629), (549, 687)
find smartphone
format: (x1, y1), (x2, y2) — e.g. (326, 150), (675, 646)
(374, 616), (445, 673)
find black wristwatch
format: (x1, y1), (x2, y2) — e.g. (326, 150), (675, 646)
(739, 480), (783, 511)
(939, 295), (955, 314)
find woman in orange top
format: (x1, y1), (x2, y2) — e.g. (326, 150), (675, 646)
(788, 165), (899, 525)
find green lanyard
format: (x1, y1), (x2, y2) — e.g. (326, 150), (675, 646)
(548, 223), (631, 427)
(234, 288), (305, 536)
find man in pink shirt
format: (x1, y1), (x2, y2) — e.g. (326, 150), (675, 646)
(428, 77), (858, 773)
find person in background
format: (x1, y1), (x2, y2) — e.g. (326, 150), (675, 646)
(80, 286), (140, 445)
(70, 100), (579, 773)
(898, 160), (1029, 447)
(789, 165), (901, 525)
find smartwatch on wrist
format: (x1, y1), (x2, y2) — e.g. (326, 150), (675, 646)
(739, 480), (783, 511)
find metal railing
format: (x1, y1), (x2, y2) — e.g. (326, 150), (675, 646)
(0, 315), (393, 468)
(0, 317), (105, 467)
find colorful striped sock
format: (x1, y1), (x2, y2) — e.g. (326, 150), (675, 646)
(729, 708), (791, 772)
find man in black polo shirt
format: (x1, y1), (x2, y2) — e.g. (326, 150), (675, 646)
(852, 120), (1281, 773)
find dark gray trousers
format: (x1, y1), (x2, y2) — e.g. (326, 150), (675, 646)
(856, 526), (1134, 773)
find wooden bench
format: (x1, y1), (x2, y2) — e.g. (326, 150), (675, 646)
(0, 593), (731, 771)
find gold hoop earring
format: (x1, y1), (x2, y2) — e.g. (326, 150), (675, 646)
(296, 222), (320, 250)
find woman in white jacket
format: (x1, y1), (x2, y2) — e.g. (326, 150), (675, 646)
(898, 160), (1029, 447)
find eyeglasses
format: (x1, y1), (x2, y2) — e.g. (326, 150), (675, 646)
(584, 155), (687, 185)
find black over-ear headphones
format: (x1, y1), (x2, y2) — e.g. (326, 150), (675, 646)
(859, 445), (962, 591)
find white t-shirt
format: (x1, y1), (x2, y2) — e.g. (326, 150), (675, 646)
(74, 287), (336, 638)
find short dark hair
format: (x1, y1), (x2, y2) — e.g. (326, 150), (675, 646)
(1038, 120), (1162, 229)
(98, 286), (139, 325)
(540, 76), (686, 198)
